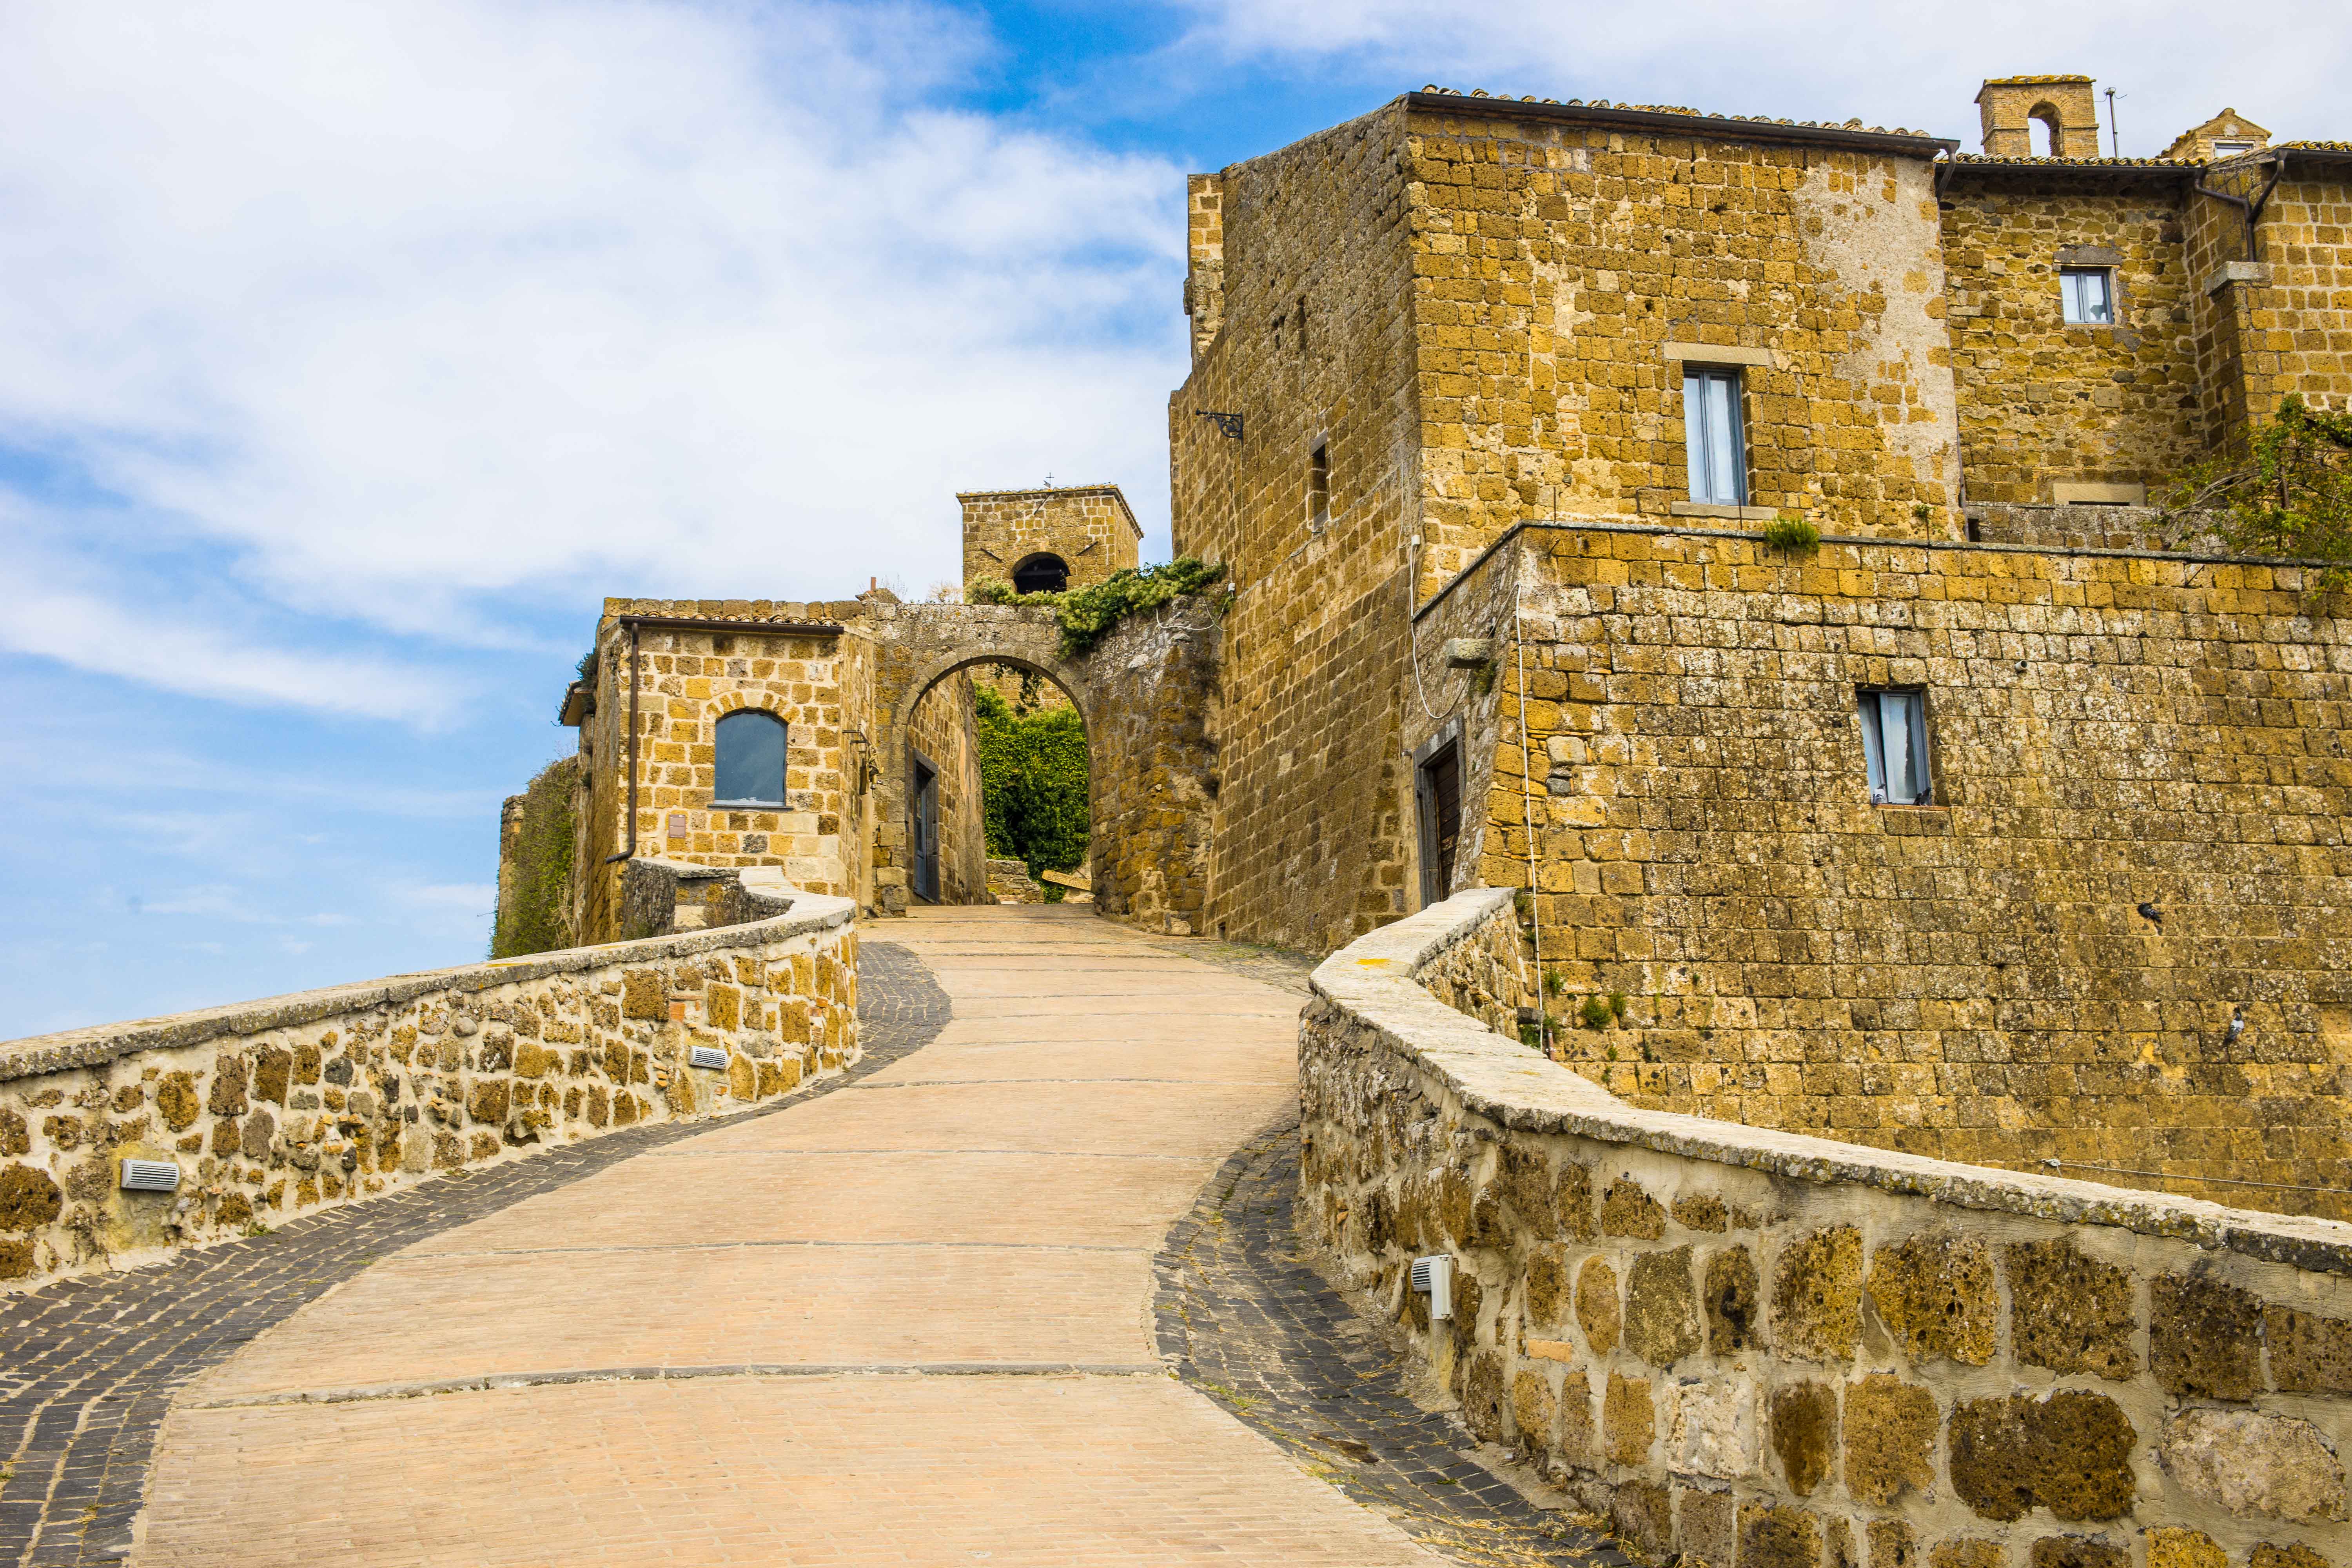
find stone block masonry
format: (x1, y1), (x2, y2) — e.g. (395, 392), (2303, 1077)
(1303, 889), (2352, 1568)
(0, 872), (857, 1292)
(1453, 522), (2352, 1220)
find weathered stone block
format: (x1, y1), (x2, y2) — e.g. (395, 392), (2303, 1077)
(1461, 1350), (1504, 1444)
(1670, 1376), (1757, 1480)
(1865, 1518), (1916, 1568)
(2249, 1544), (2332, 1568)
(2158, 1409), (2347, 1524)
(621, 969), (664, 1021)
(1741, 1501), (1821, 1568)
(251, 1047), (292, 1105)
(1605, 1371), (1654, 1466)
(1948, 1390), (2136, 1522)
(1673, 1193), (1729, 1232)
(1626, 1246), (1702, 1367)
(2006, 1238), (2137, 1380)
(466, 1080), (511, 1126)
(1678, 1485), (1737, 1568)
(1613, 1481), (1672, 1556)
(0, 1165), (63, 1232)
(1578, 1257), (1621, 1354)
(206, 1055), (248, 1117)
(1929, 1542), (2003, 1568)
(1525, 1246), (1566, 1327)
(1708, 1245), (1761, 1352)
(1601, 1178), (1667, 1239)
(1843, 1372), (1935, 1505)
(1769, 1381), (1837, 1497)
(1512, 1368), (1555, 1453)
(1773, 1226), (1863, 1362)
(1867, 1233), (1996, 1365)
(2266, 1303), (2352, 1396)
(2029, 1538), (2126, 1568)
(2144, 1527), (2227, 1568)
(1558, 1368), (1595, 1467)
(2151, 1272), (2263, 1400)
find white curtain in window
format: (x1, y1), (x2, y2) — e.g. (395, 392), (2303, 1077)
(1683, 370), (1746, 505)
(1858, 689), (1930, 804)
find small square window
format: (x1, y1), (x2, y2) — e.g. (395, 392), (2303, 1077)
(1682, 367), (1747, 505)
(1307, 441), (1330, 532)
(2060, 267), (2114, 325)
(2211, 139), (2254, 157)
(1857, 688), (1932, 805)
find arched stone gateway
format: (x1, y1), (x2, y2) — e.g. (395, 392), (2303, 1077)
(864, 604), (1096, 916)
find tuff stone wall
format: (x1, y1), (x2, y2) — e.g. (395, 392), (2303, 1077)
(1171, 103), (1423, 953)
(958, 485), (1141, 593)
(1461, 523), (2352, 1219)
(1939, 173), (2205, 505)
(0, 875), (857, 1292)
(1083, 597), (1221, 935)
(1398, 102), (1964, 589)
(1304, 890), (2352, 1568)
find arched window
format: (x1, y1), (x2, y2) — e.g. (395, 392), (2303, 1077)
(2029, 105), (2060, 158)
(713, 710), (787, 808)
(1011, 553), (1069, 594)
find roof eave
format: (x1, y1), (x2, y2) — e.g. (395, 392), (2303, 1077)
(1403, 91), (1958, 159)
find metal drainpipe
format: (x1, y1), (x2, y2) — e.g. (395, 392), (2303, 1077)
(2196, 152), (2286, 262)
(601, 620), (642, 866)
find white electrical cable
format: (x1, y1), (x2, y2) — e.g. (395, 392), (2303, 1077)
(1512, 537), (1546, 1056)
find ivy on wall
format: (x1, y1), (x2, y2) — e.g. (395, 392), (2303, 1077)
(490, 755), (581, 958)
(2165, 395), (2352, 593)
(967, 556), (1229, 658)
(973, 687), (1088, 875)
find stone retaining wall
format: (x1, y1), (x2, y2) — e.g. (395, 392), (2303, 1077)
(1303, 889), (2352, 1568)
(0, 876), (857, 1292)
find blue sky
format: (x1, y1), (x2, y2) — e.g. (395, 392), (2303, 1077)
(4, 0), (2345, 1038)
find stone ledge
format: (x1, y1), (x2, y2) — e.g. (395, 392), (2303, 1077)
(0, 882), (854, 1083)
(1310, 888), (2352, 1276)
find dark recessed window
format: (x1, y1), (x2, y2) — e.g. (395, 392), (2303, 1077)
(1308, 441), (1330, 532)
(713, 710), (788, 808)
(2061, 267), (2114, 325)
(1683, 367), (1748, 505)
(1857, 688), (1932, 805)
(1010, 553), (1069, 593)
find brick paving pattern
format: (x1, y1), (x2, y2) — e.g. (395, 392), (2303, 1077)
(0, 942), (949, 1568)
(1157, 1116), (1630, 1568)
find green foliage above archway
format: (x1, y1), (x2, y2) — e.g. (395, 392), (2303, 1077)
(974, 687), (1088, 873)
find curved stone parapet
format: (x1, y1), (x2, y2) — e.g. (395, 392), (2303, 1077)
(0, 874), (857, 1292)
(1305, 887), (2352, 1568)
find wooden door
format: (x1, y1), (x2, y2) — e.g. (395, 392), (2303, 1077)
(1416, 740), (1461, 907)
(910, 753), (940, 903)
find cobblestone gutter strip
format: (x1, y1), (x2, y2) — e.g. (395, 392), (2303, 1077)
(1155, 1113), (1629, 1568)
(1316, 890), (2352, 1274)
(0, 942), (949, 1568)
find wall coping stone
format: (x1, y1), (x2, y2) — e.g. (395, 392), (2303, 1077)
(0, 877), (854, 1085)
(1412, 516), (2348, 623)
(1311, 888), (2352, 1276)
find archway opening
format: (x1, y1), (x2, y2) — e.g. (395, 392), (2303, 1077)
(1010, 552), (1070, 594)
(2028, 105), (2059, 158)
(899, 656), (1091, 907)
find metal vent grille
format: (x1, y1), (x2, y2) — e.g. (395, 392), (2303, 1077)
(120, 1159), (181, 1194)
(688, 1044), (728, 1071)
(1409, 1254), (1454, 1320)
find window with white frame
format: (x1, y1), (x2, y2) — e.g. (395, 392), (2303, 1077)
(1857, 688), (1933, 805)
(2060, 267), (2114, 325)
(1682, 367), (1747, 506)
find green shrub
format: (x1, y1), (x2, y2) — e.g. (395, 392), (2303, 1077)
(2163, 396), (2352, 594)
(490, 756), (581, 958)
(974, 688), (1089, 873)
(1761, 515), (1822, 551)
(1579, 994), (1616, 1031)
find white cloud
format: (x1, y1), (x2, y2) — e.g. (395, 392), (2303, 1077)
(1170, 0), (2352, 158)
(0, 0), (1191, 668)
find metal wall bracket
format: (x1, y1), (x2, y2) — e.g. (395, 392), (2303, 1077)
(1194, 410), (1245, 441)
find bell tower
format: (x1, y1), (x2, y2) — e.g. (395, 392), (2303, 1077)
(958, 484), (1142, 595)
(1976, 75), (2104, 159)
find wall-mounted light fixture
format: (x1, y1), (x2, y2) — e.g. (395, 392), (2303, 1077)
(1410, 1254), (1454, 1321)
(120, 1159), (180, 1194)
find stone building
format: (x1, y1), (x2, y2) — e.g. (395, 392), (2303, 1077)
(510, 73), (2351, 1216)
(1164, 76), (2352, 1214)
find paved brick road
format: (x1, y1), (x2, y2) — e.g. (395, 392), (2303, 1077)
(9, 911), (1623, 1568)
